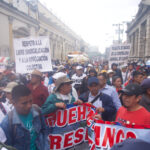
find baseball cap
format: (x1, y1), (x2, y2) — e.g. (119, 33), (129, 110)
(76, 66), (83, 70)
(88, 77), (99, 86)
(121, 83), (143, 96)
(52, 72), (66, 80)
(3, 82), (18, 93)
(141, 78), (150, 89)
(107, 70), (114, 74)
(111, 139), (150, 150)
(88, 64), (93, 67)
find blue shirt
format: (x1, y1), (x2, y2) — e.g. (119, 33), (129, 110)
(100, 84), (121, 110)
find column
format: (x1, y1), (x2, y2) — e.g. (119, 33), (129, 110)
(137, 26), (141, 58)
(145, 16), (150, 59)
(8, 16), (14, 61)
(139, 21), (147, 59)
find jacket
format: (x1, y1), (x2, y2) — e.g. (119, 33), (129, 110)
(27, 83), (49, 107)
(42, 93), (75, 115)
(79, 91), (116, 121)
(0, 106), (49, 150)
(140, 94), (150, 112)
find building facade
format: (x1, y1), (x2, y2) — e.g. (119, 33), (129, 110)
(0, 0), (88, 61)
(127, 0), (150, 61)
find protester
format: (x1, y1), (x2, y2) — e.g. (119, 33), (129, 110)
(0, 82), (18, 123)
(84, 64), (93, 74)
(42, 75), (82, 115)
(116, 83), (150, 125)
(27, 70), (49, 107)
(140, 78), (150, 112)
(79, 77), (116, 121)
(48, 72), (66, 94)
(111, 63), (123, 82)
(132, 71), (143, 84)
(68, 64), (77, 78)
(72, 66), (86, 95)
(80, 68), (97, 94)
(121, 65), (127, 84)
(98, 73), (121, 110)
(107, 70), (114, 85)
(49, 72), (78, 100)
(112, 76), (122, 93)
(0, 85), (49, 150)
(125, 63), (134, 82)
(101, 63), (109, 73)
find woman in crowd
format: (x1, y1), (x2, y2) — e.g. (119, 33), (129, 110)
(112, 76), (123, 93)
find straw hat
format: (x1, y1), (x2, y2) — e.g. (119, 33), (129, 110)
(31, 70), (43, 78)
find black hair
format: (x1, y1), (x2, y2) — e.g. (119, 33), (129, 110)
(12, 85), (31, 102)
(98, 72), (108, 80)
(132, 71), (143, 78)
(111, 63), (118, 69)
(89, 69), (97, 76)
(112, 76), (121, 85)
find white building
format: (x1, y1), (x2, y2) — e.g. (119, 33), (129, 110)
(0, 0), (88, 61)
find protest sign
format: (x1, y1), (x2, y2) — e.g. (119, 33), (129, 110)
(109, 44), (130, 67)
(87, 111), (150, 150)
(14, 36), (52, 74)
(45, 104), (91, 150)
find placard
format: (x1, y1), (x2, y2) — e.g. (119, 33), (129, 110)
(14, 36), (52, 74)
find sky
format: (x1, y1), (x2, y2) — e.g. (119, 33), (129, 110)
(40, 0), (141, 53)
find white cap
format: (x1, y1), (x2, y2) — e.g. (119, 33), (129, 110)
(88, 64), (93, 67)
(76, 66), (83, 70)
(107, 70), (114, 74)
(52, 72), (66, 80)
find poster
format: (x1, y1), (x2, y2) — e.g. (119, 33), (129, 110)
(109, 44), (130, 67)
(14, 36), (52, 74)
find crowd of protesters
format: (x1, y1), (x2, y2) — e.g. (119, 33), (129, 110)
(0, 60), (150, 149)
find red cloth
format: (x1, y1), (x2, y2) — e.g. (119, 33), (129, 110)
(116, 106), (150, 125)
(28, 83), (49, 107)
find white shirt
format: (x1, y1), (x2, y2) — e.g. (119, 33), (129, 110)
(44, 77), (49, 87)
(88, 91), (102, 108)
(122, 71), (126, 83)
(0, 99), (14, 123)
(72, 73), (86, 87)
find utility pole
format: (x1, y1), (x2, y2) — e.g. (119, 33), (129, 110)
(113, 23), (123, 44)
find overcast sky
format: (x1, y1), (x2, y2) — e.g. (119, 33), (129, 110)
(40, 0), (141, 53)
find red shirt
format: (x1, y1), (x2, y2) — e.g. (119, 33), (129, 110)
(28, 83), (49, 107)
(116, 106), (150, 125)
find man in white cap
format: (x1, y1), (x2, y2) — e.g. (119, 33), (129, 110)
(27, 70), (49, 107)
(72, 66), (86, 95)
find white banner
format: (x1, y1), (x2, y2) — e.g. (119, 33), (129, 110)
(14, 36), (52, 74)
(109, 44), (130, 67)
(88, 121), (150, 150)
